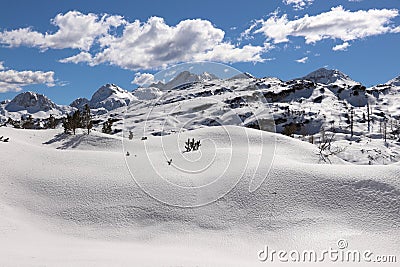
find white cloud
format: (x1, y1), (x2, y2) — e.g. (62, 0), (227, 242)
(59, 51), (93, 64)
(89, 17), (267, 70)
(0, 61), (4, 70)
(332, 42), (350, 51)
(392, 26), (400, 33)
(283, 0), (313, 10)
(0, 65), (55, 93)
(193, 43), (269, 63)
(1, 13), (267, 71)
(0, 11), (126, 51)
(248, 6), (400, 48)
(132, 72), (155, 86)
(295, 56), (308, 63)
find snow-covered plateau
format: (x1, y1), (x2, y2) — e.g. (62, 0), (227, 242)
(1, 68), (400, 266)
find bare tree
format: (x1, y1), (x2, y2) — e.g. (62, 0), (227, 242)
(350, 108), (354, 138)
(318, 130), (346, 164)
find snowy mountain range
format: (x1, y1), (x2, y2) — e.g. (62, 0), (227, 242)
(1, 67), (400, 164)
(1, 68), (399, 122)
(0, 91), (73, 120)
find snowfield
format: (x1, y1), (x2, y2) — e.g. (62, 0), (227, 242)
(0, 126), (399, 266)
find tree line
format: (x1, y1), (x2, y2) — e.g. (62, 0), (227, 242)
(3, 104), (114, 135)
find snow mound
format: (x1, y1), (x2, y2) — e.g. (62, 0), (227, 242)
(0, 126), (399, 265)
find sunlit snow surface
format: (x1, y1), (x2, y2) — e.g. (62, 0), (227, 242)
(0, 126), (399, 266)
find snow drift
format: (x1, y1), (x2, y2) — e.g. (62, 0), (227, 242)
(0, 126), (399, 266)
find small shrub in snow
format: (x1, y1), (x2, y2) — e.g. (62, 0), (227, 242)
(102, 118), (113, 134)
(184, 138), (201, 152)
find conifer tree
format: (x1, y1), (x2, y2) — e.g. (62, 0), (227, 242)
(71, 110), (82, 135)
(46, 114), (57, 129)
(82, 104), (93, 134)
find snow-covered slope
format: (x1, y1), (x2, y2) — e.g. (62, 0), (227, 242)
(132, 86), (163, 100)
(0, 126), (399, 266)
(387, 75), (400, 87)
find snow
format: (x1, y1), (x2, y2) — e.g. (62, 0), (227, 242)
(0, 126), (399, 266)
(133, 86), (163, 100)
(387, 75), (400, 87)
(1, 68), (400, 264)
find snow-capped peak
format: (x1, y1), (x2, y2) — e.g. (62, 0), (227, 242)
(70, 97), (89, 109)
(0, 91), (73, 120)
(199, 71), (219, 81)
(387, 75), (400, 87)
(88, 84), (135, 111)
(150, 71), (219, 91)
(6, 91), (57, 112)
(228, 72), (255, 80)
(302, 68), (358, 85)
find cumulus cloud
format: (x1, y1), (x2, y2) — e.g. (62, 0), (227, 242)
(295, 56), (308, 63)
(283, 0), (313, 10)
(89, 17), (267, 70)
(392, 26), (400, 33)
(59, 51), (93, 64)
(0, 64), (55, 93)
(0, 11), (126, 51)
(132, 72), (155, 86)
(1, 12), (268, 70)
(332, 42), (350, 51)
(247, 6), (400, 48)
(0, 61), (4, 71)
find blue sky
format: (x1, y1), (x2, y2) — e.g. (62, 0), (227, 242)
(0, 0), (399, 104)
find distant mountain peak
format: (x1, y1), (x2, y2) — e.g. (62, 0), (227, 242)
(387, 75), (400, 87)
(228, 72), (255, 80)
(88, 84), (135, 111)
(7, 91), (56, 112)
(70, 97), (89, 109)
(149, 71), (219, 91)
(302, 68), (358, 85)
